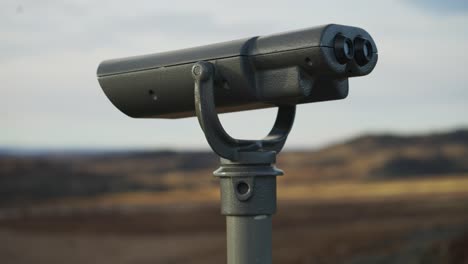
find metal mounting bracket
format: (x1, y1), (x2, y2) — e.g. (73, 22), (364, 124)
(191, 61), (296, 162)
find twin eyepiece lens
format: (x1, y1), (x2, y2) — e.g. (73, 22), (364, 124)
(334, 34), (373, 66)
(334, 34), (354, 64)
(354, 36), (374, 66)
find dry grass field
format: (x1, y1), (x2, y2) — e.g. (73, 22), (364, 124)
(1, 175), (468, 264)
(1, 130), (467, 263)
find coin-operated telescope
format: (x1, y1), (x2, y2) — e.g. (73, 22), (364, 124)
(97, 24), (378, 264)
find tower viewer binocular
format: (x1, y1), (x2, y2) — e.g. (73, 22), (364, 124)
(97, 24), (378, 118)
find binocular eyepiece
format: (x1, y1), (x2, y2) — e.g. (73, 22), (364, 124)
(97, 24), (378, 119)
(354, 36), (374, 66)
(334, 34), (354, 64)
(334, 34), (375, 65)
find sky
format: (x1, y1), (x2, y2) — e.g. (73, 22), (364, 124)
(1, 0), (468, 150)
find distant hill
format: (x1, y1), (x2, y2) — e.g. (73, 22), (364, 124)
(1, 129), (467, 207)
(281, 129), (468, 182)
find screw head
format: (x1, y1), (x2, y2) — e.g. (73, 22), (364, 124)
(192, 65), (202, 76)
(191, 62), (212, 81)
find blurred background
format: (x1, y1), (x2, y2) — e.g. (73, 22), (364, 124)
(1, 0), (468, 263)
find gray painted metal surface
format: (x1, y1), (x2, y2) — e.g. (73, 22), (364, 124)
(97, 24), (377, 118)
(227, 216), (272, 264)
(216, 159), (279, 264)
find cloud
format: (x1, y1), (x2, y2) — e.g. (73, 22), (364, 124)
(0, 1), (274, 62)
(404, 0), (468, 15)
(1, 0), (468, 149)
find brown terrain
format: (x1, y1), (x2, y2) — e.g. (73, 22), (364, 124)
(0, 129), (468, 264)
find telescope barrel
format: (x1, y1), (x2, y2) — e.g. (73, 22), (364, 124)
(97, 24), (377, 119)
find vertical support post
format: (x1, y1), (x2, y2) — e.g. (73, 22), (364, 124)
(215, 155), (282, 264)
(226, 215), (272, 264)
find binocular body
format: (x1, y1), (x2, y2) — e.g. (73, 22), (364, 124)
(97, 24), (377, 118)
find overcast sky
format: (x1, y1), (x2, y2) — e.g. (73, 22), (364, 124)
(1, 0), (468, 150)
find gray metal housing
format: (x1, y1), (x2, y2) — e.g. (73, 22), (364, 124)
(97, 24), (378, 118)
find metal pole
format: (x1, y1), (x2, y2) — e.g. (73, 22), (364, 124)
(226, 215), (272, 264)
(215, 157), (282, 264)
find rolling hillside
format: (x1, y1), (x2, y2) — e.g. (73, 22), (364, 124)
(0, 129), (467, 207)
(1, 129), (468, 264)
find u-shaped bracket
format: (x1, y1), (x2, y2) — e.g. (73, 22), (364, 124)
(192, 61), (296, 162)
